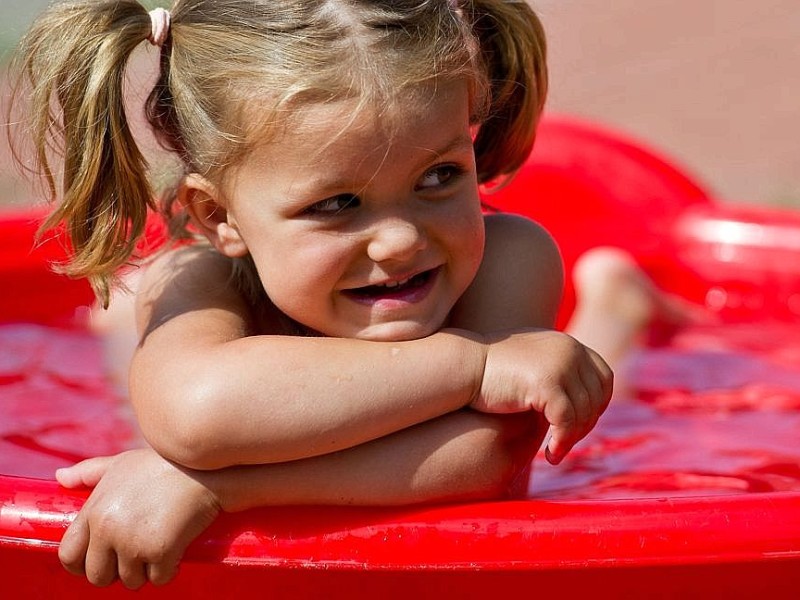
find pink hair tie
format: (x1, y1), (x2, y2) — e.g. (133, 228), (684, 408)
(147, 8), (171, 47)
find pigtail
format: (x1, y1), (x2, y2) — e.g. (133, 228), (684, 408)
(10, 0), (157, 307)
(467, 0), (548, 185)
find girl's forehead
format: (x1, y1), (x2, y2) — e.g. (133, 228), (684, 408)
(230, 80), (474, 181)
(246, 78), (474, 150)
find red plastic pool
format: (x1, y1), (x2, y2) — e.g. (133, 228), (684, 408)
(2, 116), (799, 598)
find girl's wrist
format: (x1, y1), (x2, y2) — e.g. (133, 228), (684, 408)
(437, 328), (488, 409)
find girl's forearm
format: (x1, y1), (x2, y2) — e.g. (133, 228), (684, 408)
(131, 328), (488, 469)
(198, 410), (546, 512)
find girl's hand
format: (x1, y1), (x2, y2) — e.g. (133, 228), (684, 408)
(56, 449), (221, 589)
(471, 329), (613, 465)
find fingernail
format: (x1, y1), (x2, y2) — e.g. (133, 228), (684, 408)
(545, 446), (561, 465)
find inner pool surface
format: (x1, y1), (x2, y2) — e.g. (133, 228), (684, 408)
(2, 319), (800, 500)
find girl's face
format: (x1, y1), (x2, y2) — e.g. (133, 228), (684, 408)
(221, 80), (485, 341)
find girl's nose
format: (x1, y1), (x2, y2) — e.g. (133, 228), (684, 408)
(366, 217), (428, 263)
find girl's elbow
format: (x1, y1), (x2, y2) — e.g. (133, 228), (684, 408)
(473, 412), (547, 498)
(135, 384), (234, 471)
(144, 426), (226, 471)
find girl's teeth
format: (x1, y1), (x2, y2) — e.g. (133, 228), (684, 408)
(383, 277), (411, 289)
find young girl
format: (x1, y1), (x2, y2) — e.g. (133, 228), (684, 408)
(12, 0), (613, 589)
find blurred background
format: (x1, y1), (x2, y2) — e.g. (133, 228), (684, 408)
(537, 0), (799, 206)
(1, 0), (798, 210)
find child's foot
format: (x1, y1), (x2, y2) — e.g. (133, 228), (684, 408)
(567, 247), (697, 366)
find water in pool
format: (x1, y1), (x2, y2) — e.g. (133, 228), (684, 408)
(531, 320), (800, 499)
(2, 320), (799, 499)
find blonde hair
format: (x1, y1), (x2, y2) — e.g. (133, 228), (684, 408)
(10, 0), (547, 307)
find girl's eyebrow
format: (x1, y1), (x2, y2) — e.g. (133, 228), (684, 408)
(287, 132), (475, 200)
(419, 133), (475, 160)
(409, 132), (475, 172)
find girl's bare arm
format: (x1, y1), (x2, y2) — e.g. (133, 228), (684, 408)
(58, 407), (542, 588)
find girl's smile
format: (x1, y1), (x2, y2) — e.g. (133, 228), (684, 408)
(211, 80), (486, 341)
(343, 265), (440, 307)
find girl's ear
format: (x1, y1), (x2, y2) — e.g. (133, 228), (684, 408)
(178, 174), (249, 258)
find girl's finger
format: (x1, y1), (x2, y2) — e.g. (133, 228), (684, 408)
(566, 376), (593, 427)
(58, 514), (90, 576)
(118, 556), (148, 591)
(543, 389), (577, 465)
(578, 360), (607, 418)
(587, 348), (614, 405)
(84, 535), (119, 588)
(56, 455), (115, 489)
(147, 556), (181, 587)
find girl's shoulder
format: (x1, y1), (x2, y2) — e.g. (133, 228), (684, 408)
(139, 244), (235, 302)
(136, 246), (292, 337)
(482, 212), (561, 276)
(449, 214), (564, 332)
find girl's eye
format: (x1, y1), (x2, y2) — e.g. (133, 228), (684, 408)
(417, 165), (463, 190)
(306, 194), (360, 215)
